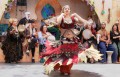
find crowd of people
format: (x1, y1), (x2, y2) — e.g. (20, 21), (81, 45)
(1, 5), (120, 66)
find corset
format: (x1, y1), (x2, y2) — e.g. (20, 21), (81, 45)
(60, 16), (75, 29)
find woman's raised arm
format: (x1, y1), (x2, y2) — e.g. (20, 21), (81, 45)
(57, 13), (64, 24)
(72, 13), (89, 25)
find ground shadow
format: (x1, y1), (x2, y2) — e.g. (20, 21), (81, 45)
(49, 70), (102, 77)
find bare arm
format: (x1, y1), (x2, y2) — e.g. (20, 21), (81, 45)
(99, 36), (106, 42)
(97, 31), (106, 42)
(113, 36), (120, 39)
(57, 13), (64, 24)
(72, 13), (88, 24)
(110, 31), (120, 39)
(107, 32), (110, 41)
(91, 34), (96, 39)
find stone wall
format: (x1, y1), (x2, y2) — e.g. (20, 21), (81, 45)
(1, 0), (93, 21)
(94, 0), (117, 31)
(0, 0), (119, 31)
(0, 0), (8, 21)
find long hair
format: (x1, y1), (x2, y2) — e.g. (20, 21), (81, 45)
(40, 25), (47, 32)
(40, 25), (44, 32)
(111, 24), (119, 33)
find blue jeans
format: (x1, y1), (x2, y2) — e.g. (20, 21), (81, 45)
(99, 42), (117, 63)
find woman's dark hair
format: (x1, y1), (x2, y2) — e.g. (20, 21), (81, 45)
(40, 19), (48, 32)
(40, 25), (47, 32)
(111, 23), (119, 32)
(40, 25), (44, 32)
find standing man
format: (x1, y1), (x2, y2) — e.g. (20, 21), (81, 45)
(18, 12), (31, 26)
(27, 19), (38, 63)
(18, 12), (32, 56)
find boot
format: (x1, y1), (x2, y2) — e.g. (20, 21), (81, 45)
(60, 63), (73, 75)
(32, 59), (35, 63)
(54, 63), (60, 71)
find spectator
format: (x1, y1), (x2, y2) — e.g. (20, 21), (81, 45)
(97, 22), (117, 63)
(1, 18), (23, 63)
(38, 25), (51, 63)
(110, 24), (120, 62)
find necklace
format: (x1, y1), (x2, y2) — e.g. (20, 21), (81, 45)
(64, 17), (72, 24)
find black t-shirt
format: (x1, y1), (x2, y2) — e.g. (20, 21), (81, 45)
(18, 17), (31, 26)
(110, 31), (120, 44)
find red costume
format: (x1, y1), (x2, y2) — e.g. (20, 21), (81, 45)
(41, 16), (101, 75)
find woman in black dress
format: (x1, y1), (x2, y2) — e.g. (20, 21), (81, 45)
(1, 18), (23, 63)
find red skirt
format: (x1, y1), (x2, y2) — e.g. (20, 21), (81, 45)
(41, 41), (83, 65)
(42, 41), (81, 56)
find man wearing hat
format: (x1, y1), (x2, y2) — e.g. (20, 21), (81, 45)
(18, 12), (31, 26)
(18, 12), (38, 63)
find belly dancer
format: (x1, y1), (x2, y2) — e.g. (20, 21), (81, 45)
(41, 5), (102, 75)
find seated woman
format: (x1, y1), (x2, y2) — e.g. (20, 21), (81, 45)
(1, 18), (23, 63)
(110, 24), (120, 62)
(38, 24), (55, 63)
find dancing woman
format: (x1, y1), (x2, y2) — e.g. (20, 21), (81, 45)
(41, 5), (102, 75)
(1, 18), (23, 63)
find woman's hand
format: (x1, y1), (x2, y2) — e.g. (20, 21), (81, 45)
(71, 13), (77, 17)
(71, 13), (89, 24)
(43, 35), (49, 38)
(113, 35), (120, 39)
(118, 36), (120, 40)
(44, 33), (51, 38)
(118, 36), (120, 38)
(61, 13), (65, 16)
(91, 34), (96, 39)
(10, 29), (16, 34)
(57, 13), (64, 24)
(106, 39), (111, 44)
